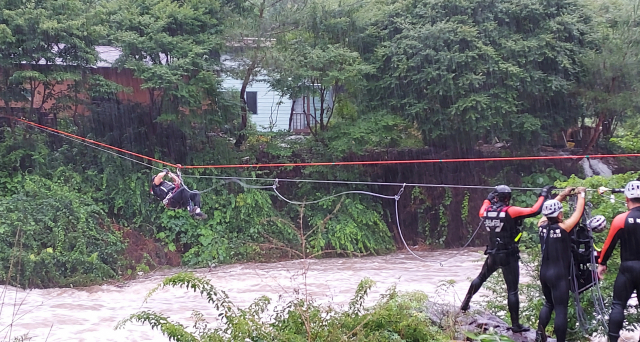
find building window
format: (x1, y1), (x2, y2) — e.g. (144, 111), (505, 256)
(245, 91), (258, 115)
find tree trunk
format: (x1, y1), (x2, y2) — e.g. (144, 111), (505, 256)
(305, 106), (316, 138)
(583, 76), (618, 155)
(319, 88), (325, 131)
(7, 106), (14, 129)
(308, 96), (314, 135)
(325, 82), (337, 126)
(29, 82), (36, 122)
(235, 59), (258, 148)
(71, 90), (82, 131)
(288, 99), (295, 131)
(146, 88), (158, 163)
(582, 114), (604, 156)
(239, 61), (257, 128)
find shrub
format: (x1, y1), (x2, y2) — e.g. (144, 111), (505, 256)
(0, 175), (125, 288)
(117, 272), (450, 342)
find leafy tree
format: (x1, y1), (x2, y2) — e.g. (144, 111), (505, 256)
(0, 0), (105, 123)
(361, 0), (593, 151)
(106, 0), (236, 160)
(323, 113), (422, 156)
(579, 0), (640, 154)
(267, 0), (372, 141)
(223, 0), (306, 141)
(610, 131), (640, 153)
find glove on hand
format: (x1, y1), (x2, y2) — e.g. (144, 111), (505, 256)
(539, 185), (554, 198)
(487, 189), (498, 202)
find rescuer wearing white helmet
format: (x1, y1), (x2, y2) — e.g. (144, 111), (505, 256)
(598, 180), (640, 342)
(534, 186), (586, 342)
(587, 215), (608, 233)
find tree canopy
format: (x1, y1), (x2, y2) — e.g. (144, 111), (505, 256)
(358, 0), (593, 151)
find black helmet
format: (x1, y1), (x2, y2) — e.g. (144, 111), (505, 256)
(496, 185), (512, 203)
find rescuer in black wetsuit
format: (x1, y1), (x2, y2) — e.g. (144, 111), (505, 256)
(460, 184), (552, 333)
(534, 187), (586, 342)
(597, 180), (640, 342)
(151, 168), (207, 219)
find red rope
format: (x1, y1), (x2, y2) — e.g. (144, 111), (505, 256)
(8, 116), (640, 169)
(182, 154), (640, 168)
(12, 117), (177, 168)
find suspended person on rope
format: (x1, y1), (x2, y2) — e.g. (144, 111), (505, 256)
(534, 186), (586, 342)
(597, 180), (640, 342)
(150, 168), (207, 219)
(460, 184), (553, 333)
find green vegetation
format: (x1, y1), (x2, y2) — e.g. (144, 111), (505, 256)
(0, 174), (124, 288)
(0, 126), (395, 287)
(116, 272), (451, 342)
(0, 0), (640, 292)
(3, 0), (640, 339)
(360, 0), (592, 149)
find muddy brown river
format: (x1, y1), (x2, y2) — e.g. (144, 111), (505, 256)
(0, 249), (636, 341)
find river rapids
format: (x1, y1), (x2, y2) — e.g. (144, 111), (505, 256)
(0, 249), (636, 342)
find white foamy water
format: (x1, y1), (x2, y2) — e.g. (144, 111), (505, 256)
(0, 249), (636, 342)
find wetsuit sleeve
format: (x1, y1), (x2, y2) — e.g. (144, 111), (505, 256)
(506, 196), (545, 219)
(599, 212), (628, 266)
(478, 200), (490, 218)
(559, 195), (584, 233)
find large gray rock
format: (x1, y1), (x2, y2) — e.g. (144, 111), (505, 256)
(422, 301), (556, 342)
(457, 312), (554, 342)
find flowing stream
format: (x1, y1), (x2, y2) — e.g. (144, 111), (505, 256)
(0, 249), (635, 342)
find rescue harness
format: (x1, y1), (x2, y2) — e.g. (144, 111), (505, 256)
(149, 165), (194, 211)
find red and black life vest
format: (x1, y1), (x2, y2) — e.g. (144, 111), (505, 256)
(483, 204), (519, 254)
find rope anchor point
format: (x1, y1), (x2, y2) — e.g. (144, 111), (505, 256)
(395, 183), (406, 200)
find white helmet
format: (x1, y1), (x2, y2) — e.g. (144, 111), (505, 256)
(587, 215), (607, 233)
(542, 199), (563, 217)
(624, 181), (640, 199)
